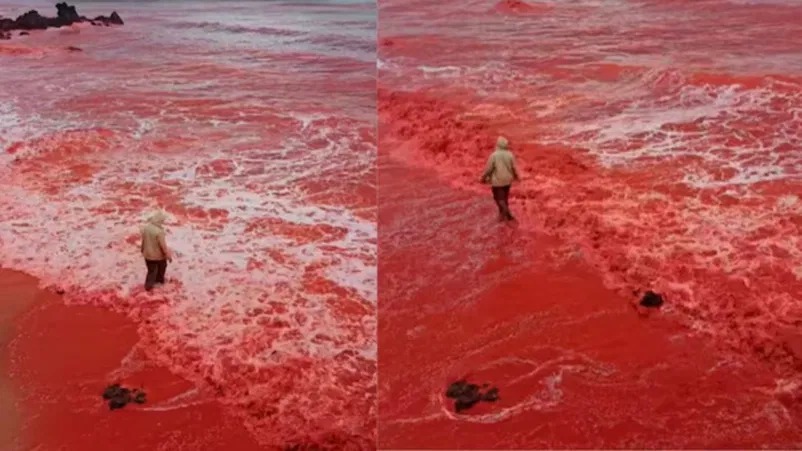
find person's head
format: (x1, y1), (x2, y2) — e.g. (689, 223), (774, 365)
(146, 209), (167, 226)
(496, 136), (509, 151)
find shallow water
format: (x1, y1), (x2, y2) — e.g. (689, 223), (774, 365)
(0, 1), (376, 447)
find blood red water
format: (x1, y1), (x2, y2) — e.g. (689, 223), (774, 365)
(379, 0), (802, 447)
(0, 1), (376, 448)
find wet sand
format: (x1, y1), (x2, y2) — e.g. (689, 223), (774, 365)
(0, 270), (47, 451)
(0, 269), (263, 451)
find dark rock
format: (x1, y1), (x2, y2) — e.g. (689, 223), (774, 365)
(55, 2), (80, 23)
(14, 10), (49, 30)
(455, 393), (481, 412)
(19, 31), (29, 36)
(0, 3), (124, 38)
(108, 397), (128, 410)
(102, 383), (125, 400)
(132, 390), (147, 404)
(93, 11), (124, 26)
(66, 45), (82, 52)
(109, 11), (123, 25)
(102, 383), (146, 410)
(445, 379), (500, 413)
(0, 31), (9, 40)
(446, 380), (481, 412)
(445, 380), (473, 398)
(639, 290), (664, 308)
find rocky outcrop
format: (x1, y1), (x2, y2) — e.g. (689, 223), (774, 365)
(92, 11), (124, 26)
(12, 11), (44, 30)
(56, 2), (80, 23)
(0, 2), (123, 35)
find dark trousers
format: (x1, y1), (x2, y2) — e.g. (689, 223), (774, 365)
(491, 185), (514, 221)
(144, 259), (167, 291)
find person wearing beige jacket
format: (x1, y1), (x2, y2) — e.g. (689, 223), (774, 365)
(140, 210), (173, 291)
(480, 136), (519, 221)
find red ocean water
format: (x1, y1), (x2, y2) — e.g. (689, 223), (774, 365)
(0, 1), (376, 449)
(378, 0), (802, 448)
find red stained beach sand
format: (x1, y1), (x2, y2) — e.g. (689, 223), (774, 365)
(379, 0), (802, 448)
(3, 271), (262, 451)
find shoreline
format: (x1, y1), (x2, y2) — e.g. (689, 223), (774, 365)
(0, 268), (263, 451)
(0, 269), (51, 451)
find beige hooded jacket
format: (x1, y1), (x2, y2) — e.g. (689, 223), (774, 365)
(482, 136), (518, 187)
(141, 210), (170, 261)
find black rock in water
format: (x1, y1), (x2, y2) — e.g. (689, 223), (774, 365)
(109, 11), (123, 25)
(13, 10), (49, 30)
(93, 11), (123, 26)
(0, 3), (124, 37)
(55, 2), (80, 23)
(445, 379), (500, 413)
(102, 383), (124, 399)
(108, 396), (129, 410)
(132, 391), (147, 404)
(640, 290), (664, 308)
(445, 380), (474, 398)
(102, 383), (146, 410)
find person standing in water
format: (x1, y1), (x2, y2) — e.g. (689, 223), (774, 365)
(141, 210), (173, 291)
(480, 136), (519, 221)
